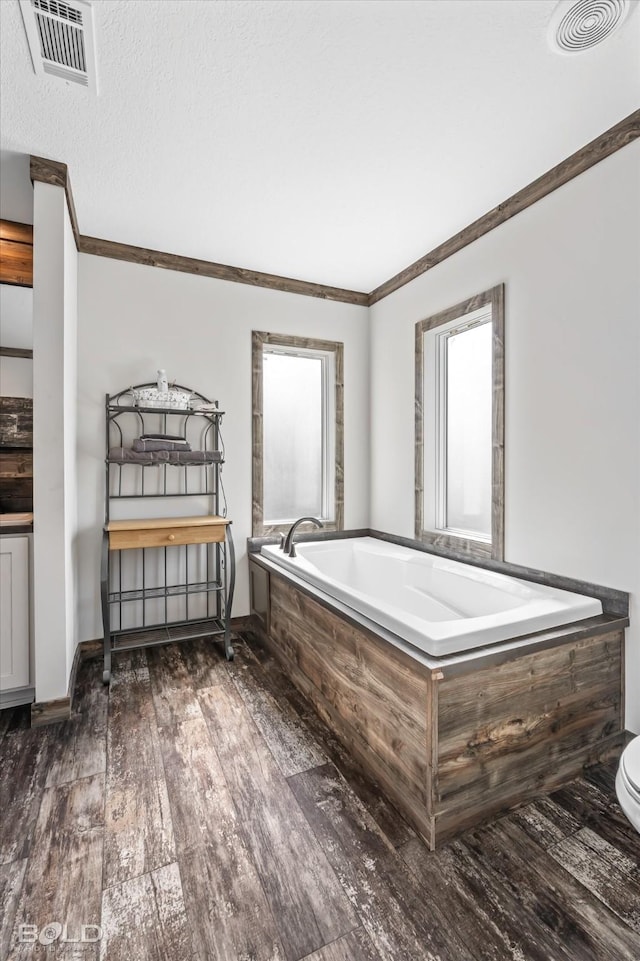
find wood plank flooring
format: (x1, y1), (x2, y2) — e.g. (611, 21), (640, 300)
(1, 633), (639, 961)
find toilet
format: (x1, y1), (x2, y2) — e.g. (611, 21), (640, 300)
(616, 736), (640, 833)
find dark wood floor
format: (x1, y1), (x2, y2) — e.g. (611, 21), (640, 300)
(1, 633), (639, 961)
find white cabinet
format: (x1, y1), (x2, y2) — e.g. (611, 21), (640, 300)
(0, 536), (30, 691)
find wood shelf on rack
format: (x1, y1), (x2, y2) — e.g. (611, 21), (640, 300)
(106, 514), (230, 550)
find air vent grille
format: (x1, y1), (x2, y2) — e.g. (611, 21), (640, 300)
(35, 10), (87, 75)
(549, 0), (631, 53)
(19, 0), (97, 90)
(33, 0), (82, 25)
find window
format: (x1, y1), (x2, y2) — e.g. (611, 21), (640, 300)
(415, 285), (504, 559)
(252, 331), (344, 535)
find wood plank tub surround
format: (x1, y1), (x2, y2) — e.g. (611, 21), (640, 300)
(433, 628), (624, 844)
(250, 558), (626, 849)
(270, 574), (431, 813)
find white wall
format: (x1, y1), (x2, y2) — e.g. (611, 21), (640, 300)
(0, 357), (32, 397)
(0, 150), (33, 224)
(370, 141), (640, 733)
(0, 284), (33, 345)
(0, 278), (33, 397)
(63, 204), (78, 684)
(32, 182), (78, 702)
(76, 257), (370, 643)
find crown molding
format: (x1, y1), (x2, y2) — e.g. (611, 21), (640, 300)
(368, 109), (640, 305)
(0, 346), (33, 359)
(29, 109), (640, 306)
(29, 155), (368, 305)
(30, 155), (81, 251)
(77, 235), (369, 305)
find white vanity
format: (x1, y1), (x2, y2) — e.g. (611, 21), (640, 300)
(0, 262), (34, 708)
(0, 529), (31, 699)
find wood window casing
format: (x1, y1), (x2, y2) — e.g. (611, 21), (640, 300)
(415, 284), (504, 560)
(252, 331), (344, 537)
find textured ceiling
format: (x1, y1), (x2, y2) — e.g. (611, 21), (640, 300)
(1, 0), (638, 290)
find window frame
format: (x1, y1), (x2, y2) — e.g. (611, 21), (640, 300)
(252, 330), (344, 536)
(415, 284), (504, 560)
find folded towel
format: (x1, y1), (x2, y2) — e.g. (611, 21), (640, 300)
(133, 438), (192, 452)
(108, 447), (165, 465)
(168, 450), (223, 465)
(141, 433), (188, 442)
(108, 448), (222, 466)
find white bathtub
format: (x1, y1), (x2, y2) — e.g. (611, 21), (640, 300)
(260, 536), (603, 656)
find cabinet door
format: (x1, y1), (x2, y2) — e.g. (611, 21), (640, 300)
(0, 536), (30, 691)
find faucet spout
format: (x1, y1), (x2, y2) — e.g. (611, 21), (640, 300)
(283, 516), (323, 557)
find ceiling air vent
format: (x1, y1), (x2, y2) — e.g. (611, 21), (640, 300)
(19, 0), (97, 91)
(548, 0), (633, 53)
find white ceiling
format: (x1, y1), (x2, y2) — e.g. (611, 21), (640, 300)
(1, 0), (638, 291)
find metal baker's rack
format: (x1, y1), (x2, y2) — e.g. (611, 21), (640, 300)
(100, 383), (235, 683)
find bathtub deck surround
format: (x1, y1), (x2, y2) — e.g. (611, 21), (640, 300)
(249, 534), (627, 849)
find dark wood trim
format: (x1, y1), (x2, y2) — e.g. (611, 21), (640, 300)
(31, 696), (71, 727)
(79, 235), (369, 305)
(78, 638), (103, 658)
(0, 346), (33, 359)
(369, 110), (640, 304)
(252, 331), (345, 536)
(31, 110), (640, 307)
(29, 159), (368, 302)
(252, 333), (265, 536)
(29, 155), (81, 251)
(29, 113), (638, 305)
(230, 614), (253, 632)
(29, 155), (67, 190)
(491, 284), (505, 558)
(67, 637), (84, 713)
(415, 284), (505, 560)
